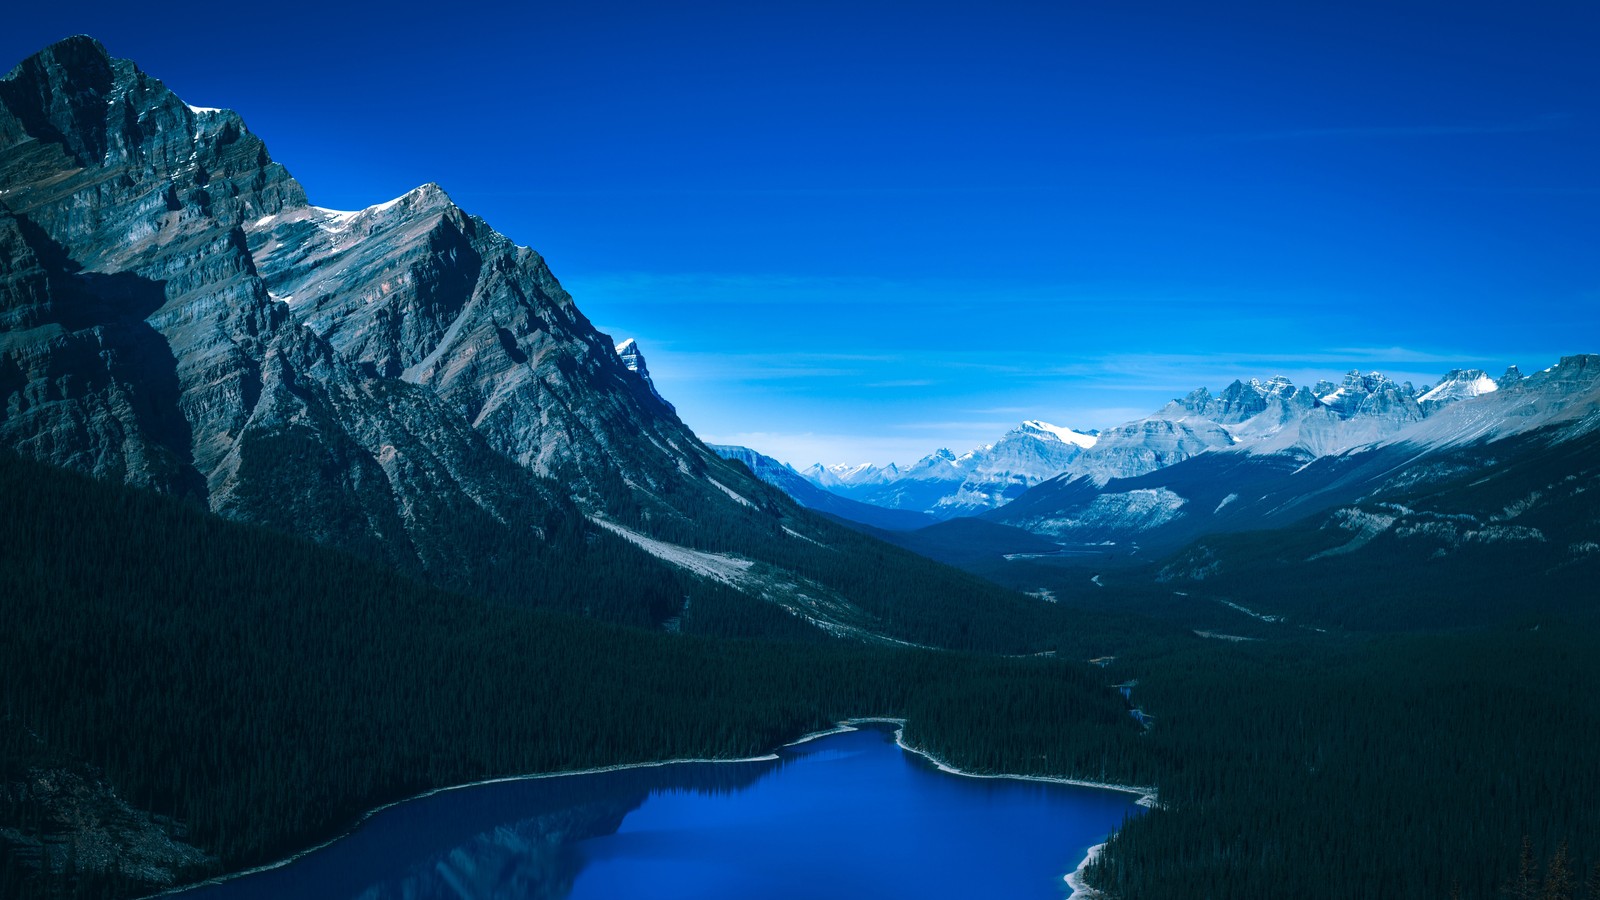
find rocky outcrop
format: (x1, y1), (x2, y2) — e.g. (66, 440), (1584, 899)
(0, 722), (216, 891)
(614, 337), (674, 413)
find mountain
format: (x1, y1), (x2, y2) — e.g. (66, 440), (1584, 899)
(0, 37), (1057, 652)
(986, 356), (1600, 557)
(1150, 413), (1600, 632)
(710, 444), (938, 530)
(614, 337), (674, 413)
(801, 460), (901, 488)
(799, 420), (1098, 518)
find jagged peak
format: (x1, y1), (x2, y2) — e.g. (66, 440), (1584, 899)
(1251, 374), (1296, 395)
(4, 35), (111, 80)
(1418, 368), (1498, 406)
(614, 337), (646, 370)
(612, 337), (675, 413)
(302, 184), (454, 235)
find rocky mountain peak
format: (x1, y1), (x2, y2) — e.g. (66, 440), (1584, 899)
(1418, 369), (1499, 411)
(614, 337), (674, 413)
(0, 36), (116, 165)
(1255, 374), (1295, 394)
(1181, 386), (1213, 412)
(1176, 375), (1313, 426)
(1316, 370), (1421, 421)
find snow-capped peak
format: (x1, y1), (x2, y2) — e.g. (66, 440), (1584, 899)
(1417, 369), (1499, 406)
(1020, 420), (1099, 449)
(612, 338), (674, 413)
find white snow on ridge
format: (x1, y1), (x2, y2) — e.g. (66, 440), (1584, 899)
(1418, 373), (1499, 405)
(371, 194), (407, 214)
(1022, 420), (1098, 448)
(310, 206), (361, 232)
(309, 188), (431, 233)
(707, 477), (755, 508)
(185, 104), (223, 115)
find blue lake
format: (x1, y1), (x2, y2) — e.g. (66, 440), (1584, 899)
(174, 723), (1141, 900)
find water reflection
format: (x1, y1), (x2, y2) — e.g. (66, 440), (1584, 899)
(178, 724), (1140, 900)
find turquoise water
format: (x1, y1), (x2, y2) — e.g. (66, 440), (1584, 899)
(176, 723), (1141, 899)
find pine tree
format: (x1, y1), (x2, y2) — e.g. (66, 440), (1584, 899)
(1544, 841), (1574, 900)
(1583, 862), (1600, 900)
(1513, 836), (1540, 900)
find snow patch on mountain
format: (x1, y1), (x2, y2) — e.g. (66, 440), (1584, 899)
(707, 477), (755, 508)
(1418, 369), (1499, 410)
(1021, 420), (1098, 448)
(591, 519), (755, 587)
(1020, 488), (1188, 537)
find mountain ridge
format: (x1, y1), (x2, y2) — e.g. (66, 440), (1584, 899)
(0, 36), (1053, 651)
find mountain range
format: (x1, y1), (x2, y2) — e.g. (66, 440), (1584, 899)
(733, 361), (1600, 582)
(986, 360), (1598, 551)
(793, 420), (1099, 519)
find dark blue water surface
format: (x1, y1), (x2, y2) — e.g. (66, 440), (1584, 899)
(175, 723), (1141, 900)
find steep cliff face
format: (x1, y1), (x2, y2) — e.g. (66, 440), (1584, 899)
(244, 184), (699, 502)
(0, 37), (599, 578)
(0, 37), (746, 525)
(1, 37), (1048, 648)
(0, 36), (299, 498)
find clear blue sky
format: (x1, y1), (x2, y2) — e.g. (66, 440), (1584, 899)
(5, 1), (1597, 467)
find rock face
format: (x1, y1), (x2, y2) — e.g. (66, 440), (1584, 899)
(614, 337), (674, 413)
(0, 37), (802, 582)
(0, 730), (217, 890)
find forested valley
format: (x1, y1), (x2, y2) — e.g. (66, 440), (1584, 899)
(3, 449), (1598, 900)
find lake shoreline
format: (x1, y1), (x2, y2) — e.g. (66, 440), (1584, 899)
(837, 717), (1153, 900)
(150, 716), (1150, 899)
(1063, 842), (1109, 899)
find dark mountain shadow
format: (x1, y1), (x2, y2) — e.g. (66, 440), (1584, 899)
(5, 213), (205, 500)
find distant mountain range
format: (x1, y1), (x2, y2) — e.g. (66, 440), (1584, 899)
(792, 420), (1100, 519)
(707, 444), (938, 530)
(987, 359), (1599, 552)
(731, 360), (1600, 571)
